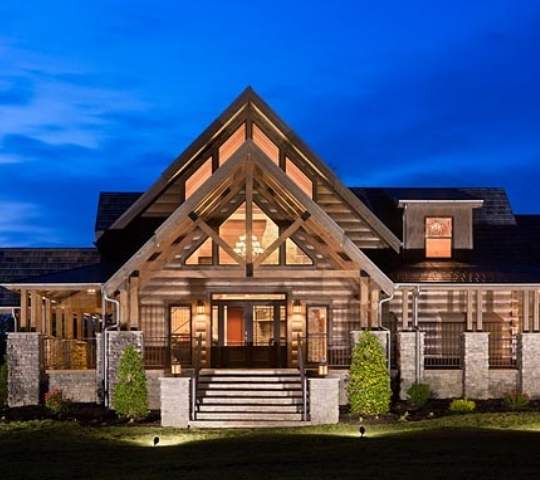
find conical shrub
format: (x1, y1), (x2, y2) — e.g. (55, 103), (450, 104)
(347, 331), (391, 416)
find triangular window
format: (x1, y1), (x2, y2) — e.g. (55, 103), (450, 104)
(219, 123), (246, 166)
(185, 238), (213, 265)
(253, 203), (279, 265)
(286, 158), (312, 198)
(286, 238), (313, 265)
(219, 202), (246, 264)
(253, 123), (279, 164)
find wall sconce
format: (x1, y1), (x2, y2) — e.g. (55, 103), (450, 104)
(171, 364), (182, 376)
(196, 300), (205, 315)
(318, 363), (328, 377)
(293, 300), (302, 314)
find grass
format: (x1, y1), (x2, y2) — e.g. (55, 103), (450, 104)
(2, 414), (540, 479)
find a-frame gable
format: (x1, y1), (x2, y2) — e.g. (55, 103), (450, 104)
(105, 142), (395, 296)
(107, 87), (401, 252)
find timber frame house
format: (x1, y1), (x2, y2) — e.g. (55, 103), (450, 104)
(2, 87), (540, 426)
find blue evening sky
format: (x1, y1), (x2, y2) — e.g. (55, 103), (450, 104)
(0, 1), (539, 246)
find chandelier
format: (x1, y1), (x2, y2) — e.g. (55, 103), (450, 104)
(233, 234), (265, 257)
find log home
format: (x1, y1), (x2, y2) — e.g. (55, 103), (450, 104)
(2, 88), (540, 427)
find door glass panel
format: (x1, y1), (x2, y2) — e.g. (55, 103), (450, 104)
(170, 306), (191, 365)
(307, 306), (328, 363)
(211, 305), (219, 345)
(253, 305), (274, 346)
(226, 306), (244, 346)
(279, 305), (287, 344)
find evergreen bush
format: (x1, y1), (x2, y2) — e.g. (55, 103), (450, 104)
(449, 398), (476, 414)
(503, 391), (529, 411)
(347, 331), (392, 416)
(112, 346), (149, 420)
(406, 383), (432, 409)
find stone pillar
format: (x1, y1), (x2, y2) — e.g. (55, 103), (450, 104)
(463, 332), (489, 399)
(7, 333), (42, 407)
(398, 331), (424, 400)
(160, 377), (191, 427)
(105, 331), (143, 405)
(518, 333), (540, 399)
(95, 333), (104, 404)
(309, 376), (340, 425)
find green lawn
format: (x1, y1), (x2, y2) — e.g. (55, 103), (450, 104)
(2, 414), (540, 479)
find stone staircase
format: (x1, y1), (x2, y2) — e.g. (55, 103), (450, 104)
(190, 369), (310, 428)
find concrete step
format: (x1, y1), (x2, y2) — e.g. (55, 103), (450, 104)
(198, 396), (303, 405)
(199, 389), (303, 398)
(189, 420), (311, 429)
(200, 368), (298, 376)
(199, 376), (301, 383)
(195, 412), (303, 421)
(197, 404), (301, 413)
(198, 382), (301, 390)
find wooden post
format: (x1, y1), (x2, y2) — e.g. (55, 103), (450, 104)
(55, 307), (63, 337)
(245, 161), (253, 271)
(120, 288), (129, 329)
(30, 291), (43, 333)
(44, 298), (52, 337)
(466, 290), (474, 331)
(523, 290), (530, 333)
(533, 290), (540, 332)
(476, 289), (483, 331)
(65, 305), (73, 338)
(370, 285), (380, 328)
(402, 289), (410, 330)
(129, 275), (140, 329)
(19, 288), (27, 330)
(359, 277), (369, 328)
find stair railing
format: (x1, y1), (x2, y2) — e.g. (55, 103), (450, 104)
(191, 334), (202, 421)
(297, 333), (308, 421)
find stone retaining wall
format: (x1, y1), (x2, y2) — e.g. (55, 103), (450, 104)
(47, 370), (97, 403)
(7, 333), (41, 407)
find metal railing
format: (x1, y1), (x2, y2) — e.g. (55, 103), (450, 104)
(297, 334), (308, 421)
(191, 334), (202, 421)
(419, 321), (464, 369)
(484, 322), (517, 369)
(144, 335), (192, 369)
(41, 337), (96, 370)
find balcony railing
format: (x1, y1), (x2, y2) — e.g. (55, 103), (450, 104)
(419, 321), (464, 369)
(484, 322), (517, 369)
(41, 337), (96, 370)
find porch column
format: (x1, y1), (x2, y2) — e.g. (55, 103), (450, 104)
(7, 333), (42, 407)
(309, 377), (340, 425)
(160, 377), (191, 427)
(463, 332), (489, 399)
(518, 333), (540, 399)
(105, 331), (144, 406)
(398, 331), (424, 400)
(19, 289), (28, 331)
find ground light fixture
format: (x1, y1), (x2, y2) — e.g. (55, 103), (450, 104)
(359, 426), (366, 438)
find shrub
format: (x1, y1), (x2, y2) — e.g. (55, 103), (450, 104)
(347, 331), (392, 416)
(112, 346), (149, 420)
(449, 398), (476, 414)
(406, 383), (431, 409)
(0, 358), (7, 407)
(45, 389), (69, 414)
(503, 391), (529, 411)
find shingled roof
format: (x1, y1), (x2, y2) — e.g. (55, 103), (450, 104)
(95, 192), (142, 235)
(0, 248), (100, 306)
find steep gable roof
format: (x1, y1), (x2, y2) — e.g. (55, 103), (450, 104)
(106, 87), (401, 251)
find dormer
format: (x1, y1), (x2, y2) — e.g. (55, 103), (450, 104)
(398, 193), (484, 258)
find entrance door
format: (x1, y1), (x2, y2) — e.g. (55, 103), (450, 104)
(211, 301), (287, 368)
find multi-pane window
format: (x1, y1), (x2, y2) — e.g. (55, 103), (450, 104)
(425, 217), (452, 258)
(307, 305), (328, 363)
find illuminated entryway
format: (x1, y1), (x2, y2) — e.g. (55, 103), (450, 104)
(210, 293), (287, 368)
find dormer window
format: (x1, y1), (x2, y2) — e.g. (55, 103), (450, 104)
(425, 217), (452, 258)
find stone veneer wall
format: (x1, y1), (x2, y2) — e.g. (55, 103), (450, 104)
(423, 370), (463, 399)
(518, 333), (540, 399)
(309, 377), (340, 425)
(398, 331), (424, 400)
(489, 370), (518, 398)
(105, 331), (143, 405)
(47, 370), (97, 403)
(463, 332), (489, 399)
(7, 333), (41, 407)
(145, 369), (165, 410)
(160, 376), (191, 427)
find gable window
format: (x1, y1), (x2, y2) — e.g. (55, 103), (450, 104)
(285, 158), (312, 198)
(252, 123), (279, 164)
(219, 123), (246, 166)
(185, 158), (212, 200)
(425, 217), (452, 258)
